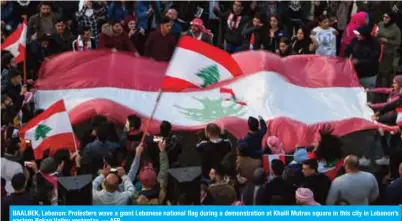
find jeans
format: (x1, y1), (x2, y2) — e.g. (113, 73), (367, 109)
(359, 75), (377, 102)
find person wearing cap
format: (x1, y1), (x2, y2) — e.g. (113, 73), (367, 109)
(326, 155), (379, 205)
(144, 16), (176, 62)
(344, 23), (381, 93)
(282, 148), (308, 188)
(27, 2), (60, 42)
(134, 140), (169, 205)
(377, 11), (401, 88)
(49, 19), (74, 54)
(295, 187), (320, 205)
(186, 17), (212, 44)
(98, 20), (136, 53)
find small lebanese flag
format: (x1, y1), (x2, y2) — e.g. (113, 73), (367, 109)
(317, 160), (343, 181)
(19, 100), (77, 160)
(161, 36), (243, 91)
(396, 107), (402, 127)
(220, 87), (247, 106)
(262, 154), (287, 175)
(1, 19), (27, 64)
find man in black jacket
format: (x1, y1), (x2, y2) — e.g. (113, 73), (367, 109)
(213, 1), (249, 53)
(196, 123), (232, 178)
(301, 159), (331, 205)
(1, 71), (26, 113)
(243, 116), (267, 158)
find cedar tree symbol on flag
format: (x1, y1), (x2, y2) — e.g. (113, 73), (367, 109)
(196, 64), (220, 88)
(35, 124), (52, 140)
(174, 97), (246, 123)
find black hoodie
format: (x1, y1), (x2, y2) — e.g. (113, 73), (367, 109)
(344, 25), (381, 78)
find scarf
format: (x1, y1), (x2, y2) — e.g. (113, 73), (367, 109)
(40, 172), (58, 198)
(227, 13), (241, 30)
(75, 35), (92, 51)
(249, 33), (255, 49)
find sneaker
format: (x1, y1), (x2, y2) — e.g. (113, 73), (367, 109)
(359, 157), (371, 167)
(375, 157), (390, 165)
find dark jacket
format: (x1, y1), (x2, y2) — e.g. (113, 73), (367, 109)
(186, 32), (212, 44)
(344, 36), (381, 78)
(301, 173), (332, 205)
(27, 12), (60, 42)
(243, 118), (267, 158)
(213, 9), (249, 46)
(291, 37), (314, 55)
(106, 2), (129, 21)
(260, 28), (288, 53)
(386, 178), (402, 205)
(1, 81), (23, 111)
(1, 192), (38, 221)
(241, 23), (264, 50)
(263, 177), (295, 205)
(241, 182), (269, 205)
(196, 137), (232, 178)
(144, 29), (176, 61)
(49, 30), (75, 54)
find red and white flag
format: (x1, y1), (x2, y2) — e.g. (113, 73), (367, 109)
(161, 36), (243, 91)
(33, 50), (378, 153)
(19, 100), (77, 159)
(1, 19), (27, 64)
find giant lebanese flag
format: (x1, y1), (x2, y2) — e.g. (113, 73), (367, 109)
(161, 36), (243, 91)
(1, 19), (27, 64)
(34, 50), (378, 152)
(19, 100), (77, 159)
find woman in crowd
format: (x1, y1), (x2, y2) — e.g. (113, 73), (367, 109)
(277, 37), (291, 57)
(339, 11), (368, 56)
(376, 12), (402, 88)
(291, 28), (315, 55)
(367, 75), (402, 110)
(125, 16), (146, 55)
(261, 15), (288, 53)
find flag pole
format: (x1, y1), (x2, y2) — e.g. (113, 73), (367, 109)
(23, 56), (27, 84)
(140, 89), (163, 145)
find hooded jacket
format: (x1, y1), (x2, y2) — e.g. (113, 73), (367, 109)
(339, 12), (368, 56)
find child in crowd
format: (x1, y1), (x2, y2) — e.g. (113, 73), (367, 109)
(311, 15), (338, 57)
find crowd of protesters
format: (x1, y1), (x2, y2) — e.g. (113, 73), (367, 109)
(1, 0), (402, 212)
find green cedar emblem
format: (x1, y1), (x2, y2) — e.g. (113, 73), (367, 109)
(174, 97), (246, 123)
(196, 65), (220, 88)
(35, 124), (52, 141)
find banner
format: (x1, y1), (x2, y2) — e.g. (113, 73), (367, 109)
(10, 206), (401, 221)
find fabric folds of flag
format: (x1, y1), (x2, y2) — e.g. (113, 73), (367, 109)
(19, 100), (77, 159)
(161, 36), (243, 91)
(1, 19), (27, 64)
